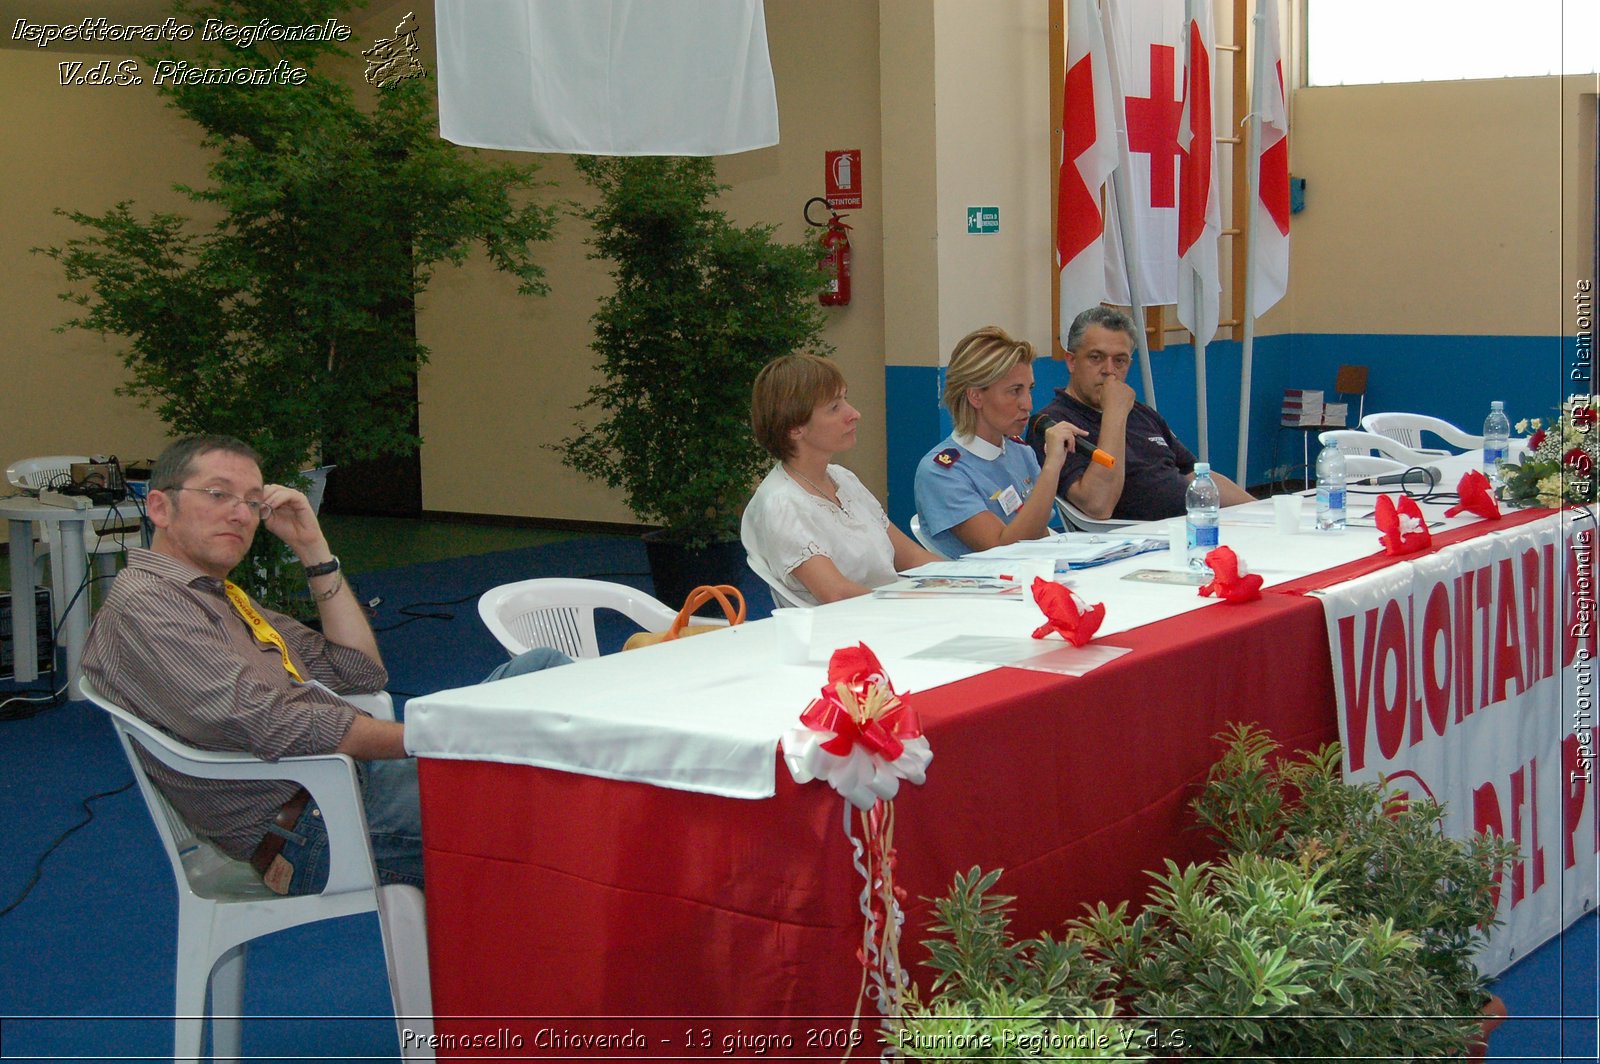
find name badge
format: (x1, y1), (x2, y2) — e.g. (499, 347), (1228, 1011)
(996, 485), (1023, 516)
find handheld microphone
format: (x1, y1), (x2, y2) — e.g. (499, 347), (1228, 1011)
(1030, 413), (1116, 469)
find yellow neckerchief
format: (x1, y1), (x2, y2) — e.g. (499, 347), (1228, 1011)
(222, 580), (305, 683)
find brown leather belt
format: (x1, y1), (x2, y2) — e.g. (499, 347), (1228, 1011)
(250, 787), (311, 876)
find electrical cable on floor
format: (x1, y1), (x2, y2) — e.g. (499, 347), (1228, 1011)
(0, 778), (134, 919)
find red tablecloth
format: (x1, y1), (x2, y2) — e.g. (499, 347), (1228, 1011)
(419, 590), (1340, 1040)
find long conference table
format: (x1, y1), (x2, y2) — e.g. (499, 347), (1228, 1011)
(406, 453), (1577, 1046)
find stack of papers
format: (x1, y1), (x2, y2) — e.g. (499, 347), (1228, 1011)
(899, 533), (1167, 578)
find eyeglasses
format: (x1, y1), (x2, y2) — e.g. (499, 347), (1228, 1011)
(1080, 351), (1133, 369)
(170, 486), (273, 521)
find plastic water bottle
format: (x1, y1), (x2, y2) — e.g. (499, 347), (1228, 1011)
(1483, 400), (1511, 488)
(1315, 442), (1347, 532)
(1185, 462), (1221, 570)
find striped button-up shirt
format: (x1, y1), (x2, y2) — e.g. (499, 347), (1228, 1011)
(84, 549), (388, 859)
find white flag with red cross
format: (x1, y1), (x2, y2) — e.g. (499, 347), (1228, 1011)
(1250, 0), (1291, 316)
(1102, 0), (1185, 307)
(1057, 0), (1122, 333)
(1176, 0), (1221, 344)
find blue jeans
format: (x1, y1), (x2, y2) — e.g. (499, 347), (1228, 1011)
(279, 646), (571, 895)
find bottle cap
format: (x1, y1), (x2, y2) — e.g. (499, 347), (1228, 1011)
(1492, 400), (1504, 409)
(1194, 462), (1210, 475)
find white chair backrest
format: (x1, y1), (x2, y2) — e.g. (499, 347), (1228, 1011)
(909, 514), (945, 555)
(477, 578), (686, 659)
(1360, 412), (1484, 453)
(741, 546), (809, 610)
(6, 455), (92, 493)
(1316, 429), (1434, 468)
(1342, 454), (1412, 482)
(1053, 496), (1139, 534)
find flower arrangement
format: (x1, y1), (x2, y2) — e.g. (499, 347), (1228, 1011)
(1501, 396), (1599, 507)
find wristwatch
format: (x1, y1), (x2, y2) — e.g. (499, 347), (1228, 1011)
(303, 556), (341, 578)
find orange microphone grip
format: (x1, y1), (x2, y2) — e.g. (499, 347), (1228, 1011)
(1090, 448), (1117, 469)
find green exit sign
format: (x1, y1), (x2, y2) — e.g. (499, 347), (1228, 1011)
(966, 206), (1000, 234)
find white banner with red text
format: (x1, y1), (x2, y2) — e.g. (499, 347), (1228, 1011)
(1319, 510), (1599, 976)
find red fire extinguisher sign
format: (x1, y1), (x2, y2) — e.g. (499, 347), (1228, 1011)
(824, 150), (862, 210)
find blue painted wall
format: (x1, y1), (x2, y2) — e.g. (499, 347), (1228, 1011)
(882, 333), (1571, 530)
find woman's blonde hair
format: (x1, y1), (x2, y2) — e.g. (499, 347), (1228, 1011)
(751, 354), (846, 460)
(942, 326), (1035, 438)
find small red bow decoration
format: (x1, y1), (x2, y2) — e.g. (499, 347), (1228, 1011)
(1196, 546), (1263, 603)
(1029, 578), (1105, 646)
(798, 644), (921, 761)
(1375, 495), (1432, 555)
(1444, 470), (1502, 520)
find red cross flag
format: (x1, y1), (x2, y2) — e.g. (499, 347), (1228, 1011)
(1103, 0), (1185, 307)
(1057, 0), (1121, 330)
(1250, 0), (1291, 316)
(1176, 0), (1221, 345)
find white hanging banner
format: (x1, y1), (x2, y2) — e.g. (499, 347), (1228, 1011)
(1318, 512), (1600, 976)
(435, 0), (779, 156)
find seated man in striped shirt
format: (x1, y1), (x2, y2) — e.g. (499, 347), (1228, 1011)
(84, 434), (562, 895)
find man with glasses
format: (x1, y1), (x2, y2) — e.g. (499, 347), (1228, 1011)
(1034, 307), (1252, 522)
(83, 434), (564, 895)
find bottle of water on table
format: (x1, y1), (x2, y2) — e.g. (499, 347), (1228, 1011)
(1186, 462), (1220, 570)
(1483, 400), (1510, 488)
(1315, 442), (1347, 532)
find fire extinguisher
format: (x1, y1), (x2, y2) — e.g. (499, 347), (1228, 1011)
(805, 196), (851, 306)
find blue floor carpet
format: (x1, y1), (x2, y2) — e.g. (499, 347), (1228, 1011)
(0, 537), (1593, 1061)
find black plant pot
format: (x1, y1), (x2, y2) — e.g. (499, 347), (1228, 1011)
(641, 530), (746, 614)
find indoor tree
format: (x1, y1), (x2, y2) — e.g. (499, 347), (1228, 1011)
(39, 0), (558, 608)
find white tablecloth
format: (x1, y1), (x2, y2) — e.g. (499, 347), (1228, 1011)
(405, 454), (1494, 797)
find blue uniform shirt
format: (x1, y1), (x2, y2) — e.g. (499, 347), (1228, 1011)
(915, 433), (1042, 558)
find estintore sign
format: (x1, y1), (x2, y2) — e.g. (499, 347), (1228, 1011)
(825, 150), (862, 210)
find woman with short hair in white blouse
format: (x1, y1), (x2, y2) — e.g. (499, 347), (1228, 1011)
(741, 354), (941, 606)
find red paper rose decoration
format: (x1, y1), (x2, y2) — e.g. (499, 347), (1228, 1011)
(1029, 578), (1105, 646)
(1444, 469), (1501, 520)
(1376, 495), (1432, 556)
(1196, 546), (1263, 603)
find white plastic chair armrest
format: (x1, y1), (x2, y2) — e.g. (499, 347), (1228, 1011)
(345, 691), (395, 721)
(103, 706), (379, 896)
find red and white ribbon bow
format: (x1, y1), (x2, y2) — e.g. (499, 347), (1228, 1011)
(782, 644), (931, 810)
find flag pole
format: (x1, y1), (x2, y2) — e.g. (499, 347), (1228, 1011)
(1182, 0), (1208, 463)
(1236, 0), (1268, 482)
(1098, 0), (1157, 412)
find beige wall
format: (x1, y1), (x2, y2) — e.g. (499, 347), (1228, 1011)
(416, 0), (889, 517)
(2, 46), (199, 469)
(1286, 74), (1594, 338)
(3, 3), (1595, 523)
(931, 0), (1054, 364)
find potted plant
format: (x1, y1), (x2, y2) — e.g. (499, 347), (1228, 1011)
(39, 0), (557, 611)
(558, 155), (829, 605)
(1191, 723), (1519, 1058)
(900, 867), (1152, 1061)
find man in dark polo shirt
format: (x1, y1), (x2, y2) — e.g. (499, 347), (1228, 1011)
(1034, 307), (1253, 522)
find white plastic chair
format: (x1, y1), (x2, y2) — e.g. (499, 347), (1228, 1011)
(80, 680), (433, 1062)
(1053, 496), (1140, 534)
(1360, 412), (1484, 455)
(909, 514), (946, 555)
(1316, 430), (1438, 468)
(478, 577), (722, 659)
